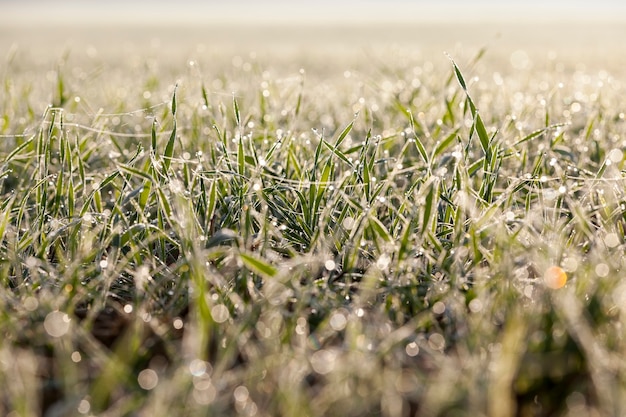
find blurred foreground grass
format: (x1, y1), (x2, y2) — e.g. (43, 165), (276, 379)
(1, 23), (626, 416)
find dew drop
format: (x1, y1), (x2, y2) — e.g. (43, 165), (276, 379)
(405, 342), (419, 357)
(137, 369), (159, 390)
(44, 311), (71, 337)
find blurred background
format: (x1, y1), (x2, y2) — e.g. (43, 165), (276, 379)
(1, 0), (625, 73)
(3, 0), (626, 24)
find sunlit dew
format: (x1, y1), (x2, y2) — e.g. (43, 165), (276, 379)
(137, 368), (158, 390)
(173, 317), (184, 330)
(193, 382), (217, 405)
(23, 296), (38, 312)
(595, 263), (610, 278)
(234, 385), (249, 403)
(432, 301), (446, 315)
(428, 333), (446, 351)
(376, 254), (391, 270)
(310, 349), (336, 375)
(562, 256), (579, 273)
(71, 351), (82, 363)
(189, 359), (209, 377)
(324, 260), (336, 271)
(77, 398), (90, 414)
(605, 233), (620, 248)
(544, 266), (568, 289)
(608, 148), (624, 164)
(193, 372), (213, 392)
(211, 304), (230, 323)
(405, 342), (419, 357)
(44, 311), (71, 337)
(468, 298), (483, 313)
(329, 310), (347, 331)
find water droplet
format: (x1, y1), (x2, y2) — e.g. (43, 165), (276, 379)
(468, 299), (483, 313)
(376, 254), (391, 270)
(427, 333), (446, 351)
(605, 233), (620, 248)
(77, 398), (90, 414)
(432, 301), (446, 315)
(405, 342), (419, 357)
(233, 386), (249, 403)
(173, 317), (184, 330)
(310, 349), (336, 375)
(212, 304), (229, 323)
(609, 148), (623, 164)
(324, 260), (336, 271)
(544, 266), (567, 289)
(189, 359), (208, 376)
(595, 263), (610, 278)
(44, 311), (71, 337)
(329, 311), (347, 331)
(137, 368), (159, 390)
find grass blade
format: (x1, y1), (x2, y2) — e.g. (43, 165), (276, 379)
(163, 120), (177, 172)
(239, 251), (277, 277)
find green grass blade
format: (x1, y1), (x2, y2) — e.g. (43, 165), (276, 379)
(233, 95), (241, 126)
(151, 118), (157, 154)
(239, 251), (277, 277)
(334, 119), (354, 148)
(237, 134), (245, 176)
(369, 216), (392, 243)
(171, 84), (178, 116)
(408, 111), (429, 164)
(433, 129), (460, 159)
(475, 113), (491, 157)
(163, 120), (177, 172)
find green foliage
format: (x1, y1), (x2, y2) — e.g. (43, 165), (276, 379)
(0, 44), (625, 417)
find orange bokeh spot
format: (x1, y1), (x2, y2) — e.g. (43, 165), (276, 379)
(544, 266), (567, 289)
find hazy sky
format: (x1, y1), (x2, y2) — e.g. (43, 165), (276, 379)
(4, 0), (626, 25)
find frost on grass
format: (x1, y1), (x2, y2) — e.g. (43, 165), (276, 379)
(0, 45), (625, 416)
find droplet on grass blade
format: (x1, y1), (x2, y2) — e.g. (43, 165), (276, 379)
(44, 311), (71, 337)
(405, 342), (419, 357)
(311, 349), (336, 375)
(544, 266), (567, 289)
(211, 304), (229, 323)
(138, 368), (158, 390)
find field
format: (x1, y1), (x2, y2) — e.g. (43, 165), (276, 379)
(2, 19), (626, 416)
